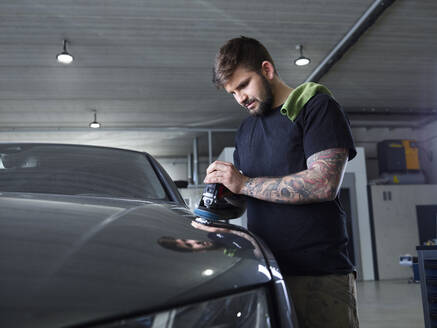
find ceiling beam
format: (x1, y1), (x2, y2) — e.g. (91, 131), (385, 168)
(346, 110), (437, 116)
(0, 127), (237, 133)
(305, 0), (396, 83)
(350, 117), (437, 129)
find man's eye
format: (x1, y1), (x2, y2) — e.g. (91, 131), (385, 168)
(240, 80), (250, 88)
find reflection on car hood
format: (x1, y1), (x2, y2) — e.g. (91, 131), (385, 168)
(0, 193), (271, 328)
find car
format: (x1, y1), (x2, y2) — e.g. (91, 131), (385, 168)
(0, 143), (296, 327)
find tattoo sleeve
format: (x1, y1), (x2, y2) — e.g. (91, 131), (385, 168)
(240, 148), (348, 204)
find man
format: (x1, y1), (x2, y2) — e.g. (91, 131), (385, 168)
(204, 36), (359, 328)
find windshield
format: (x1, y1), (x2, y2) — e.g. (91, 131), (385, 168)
(0, 144), (168, 200)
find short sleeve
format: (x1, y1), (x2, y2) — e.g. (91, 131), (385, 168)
(301, 94), (356, 161)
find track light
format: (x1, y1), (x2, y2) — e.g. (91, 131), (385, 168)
(294, 44), (310, 66)
(89, 110), (101, 129)
(56, 40), (74, 64)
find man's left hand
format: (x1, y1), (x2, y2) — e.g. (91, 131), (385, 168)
(204, 161), (248, 194)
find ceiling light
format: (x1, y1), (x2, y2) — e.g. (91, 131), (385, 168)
(89, 110), (101, 129)
(56, 40), (74, 64)
(294, 44), (310, 66)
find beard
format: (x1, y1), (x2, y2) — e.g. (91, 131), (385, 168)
(247, 74), (274, 117)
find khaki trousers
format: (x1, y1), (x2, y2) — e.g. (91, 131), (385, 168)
(284, 273), (359, 328)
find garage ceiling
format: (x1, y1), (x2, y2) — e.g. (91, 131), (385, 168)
(0, 0), (436, 157)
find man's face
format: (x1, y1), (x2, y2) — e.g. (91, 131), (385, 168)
(224, 66), (274, 116)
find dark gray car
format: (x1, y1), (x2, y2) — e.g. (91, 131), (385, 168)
(0, 143), (295, 327)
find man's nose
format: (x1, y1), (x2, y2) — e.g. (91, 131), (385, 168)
(236, 92), (248, 106)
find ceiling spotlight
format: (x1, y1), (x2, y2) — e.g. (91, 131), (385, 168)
(56, 40), (74, 64)
(89, 110), (101, 129)
(294, 44), (310, 66)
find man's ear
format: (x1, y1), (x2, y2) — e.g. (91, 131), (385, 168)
(261, 61), (275, 80)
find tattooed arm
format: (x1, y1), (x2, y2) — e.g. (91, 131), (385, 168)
(204, 148), (348, 204)
(241, 148), (348, 204)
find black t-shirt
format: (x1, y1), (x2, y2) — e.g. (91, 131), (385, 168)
(233, 94), (356, 275)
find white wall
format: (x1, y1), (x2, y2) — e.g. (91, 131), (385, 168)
(418, 120), (437, 183)
(369, 184), (437, 280)
(157, 156), (212, 184)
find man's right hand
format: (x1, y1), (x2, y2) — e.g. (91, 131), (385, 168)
(204, 160), (248, 195)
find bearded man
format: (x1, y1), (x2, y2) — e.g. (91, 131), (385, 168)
(204, 36), (359, 328)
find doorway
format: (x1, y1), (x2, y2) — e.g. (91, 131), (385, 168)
(340, 172), (362, 279)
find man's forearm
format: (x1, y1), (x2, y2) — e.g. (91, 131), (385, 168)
(239, 148), (348, 204)
(240, 170), (331, 204)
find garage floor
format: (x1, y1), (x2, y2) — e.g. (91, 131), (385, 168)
(357, 279), (424, 327)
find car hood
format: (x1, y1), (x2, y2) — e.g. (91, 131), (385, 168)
(0, 193), (271, 328)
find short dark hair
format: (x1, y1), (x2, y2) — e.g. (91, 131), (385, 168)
(213, 36), (276, 88)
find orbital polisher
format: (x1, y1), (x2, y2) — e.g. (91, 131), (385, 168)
(194, 183), (246, 221)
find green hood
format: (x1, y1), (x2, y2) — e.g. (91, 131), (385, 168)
(280, 82), (334, 121)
